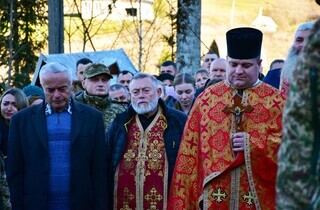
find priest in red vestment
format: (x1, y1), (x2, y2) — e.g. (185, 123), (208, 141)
(106, 73), (188, 209)
(168, 27), (285, 210)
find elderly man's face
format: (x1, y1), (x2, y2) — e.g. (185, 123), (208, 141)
(130, 77), (160, 116)
(210, 60), (227, 80)
(293, 30), (311, 55)
(41, 71), (72, 112)
(109, 88), (128, 102)
(226, 57), (261, 90)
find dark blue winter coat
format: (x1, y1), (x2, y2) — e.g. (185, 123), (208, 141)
(263, 68), (281, 89)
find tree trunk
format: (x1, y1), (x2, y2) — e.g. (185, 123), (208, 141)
(176, 0), (201, 75)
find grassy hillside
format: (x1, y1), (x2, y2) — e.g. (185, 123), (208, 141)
(201, 0), (319, 73)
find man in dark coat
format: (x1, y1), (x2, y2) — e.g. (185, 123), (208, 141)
(263, 59), (284, 89)
(106, 73), (187, 209)
(6, 62), (108, 210)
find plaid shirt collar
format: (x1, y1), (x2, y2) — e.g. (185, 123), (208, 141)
(45, 100), (72, 115)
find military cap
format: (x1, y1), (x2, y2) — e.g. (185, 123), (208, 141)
(226, 27), (263, 59)
(84, 63), (113, 79)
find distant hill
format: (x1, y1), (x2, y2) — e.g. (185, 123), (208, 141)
(201, 0), (319, 73)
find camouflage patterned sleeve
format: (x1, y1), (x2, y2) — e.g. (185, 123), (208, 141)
(0, 152), (11, 210)
(276, 19), (320, 210)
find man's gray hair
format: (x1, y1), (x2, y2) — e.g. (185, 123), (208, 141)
(110, 83), (128, 95)
(295, 22), (314, 37)
(129, 73), (159, 90)
(39, 62), (73, 85)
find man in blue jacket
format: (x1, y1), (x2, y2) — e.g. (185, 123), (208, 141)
(106, 73), (187, 209)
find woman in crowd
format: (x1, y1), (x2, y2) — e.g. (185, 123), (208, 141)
(194, 68), (209, 89)
(0, 88), (28, 209)
(0, 88), (28, 156)
(172, 73), (196, 115)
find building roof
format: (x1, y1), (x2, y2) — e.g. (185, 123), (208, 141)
(32, 48), (138, 85)
(251, 8), (278, 32)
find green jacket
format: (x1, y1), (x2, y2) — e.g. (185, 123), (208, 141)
(74, 91), (126, 132)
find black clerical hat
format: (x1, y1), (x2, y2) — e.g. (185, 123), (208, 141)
(226, 27), (263, 59)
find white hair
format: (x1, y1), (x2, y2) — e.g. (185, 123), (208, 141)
(295, 22), (314, 38)
(39, 62), (73, 85)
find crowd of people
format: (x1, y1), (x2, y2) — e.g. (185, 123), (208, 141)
(0, 15), (319, 210)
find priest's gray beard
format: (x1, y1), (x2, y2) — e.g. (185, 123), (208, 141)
(132, 96), (158, 115)
(280, 47), (300, 86)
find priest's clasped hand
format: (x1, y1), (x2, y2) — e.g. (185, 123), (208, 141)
(232, 132), (245, 152)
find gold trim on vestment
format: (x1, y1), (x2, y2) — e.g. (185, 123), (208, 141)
(244, 134), (261, 210)
(230, 168), (241, 209)
(203, 184), (209, 209)
(163, 154), (169, 210)
(203, 172), (222, 187)
(135, 106), (167, 209)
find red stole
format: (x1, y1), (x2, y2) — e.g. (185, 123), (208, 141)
(114, 108), (169, 209)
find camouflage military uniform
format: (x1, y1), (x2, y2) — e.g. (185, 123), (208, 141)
(0, 152), (11, 210)
(72, 80), (84, 96)
(75, 91), (125, 131)
(277, 19), (320, 210)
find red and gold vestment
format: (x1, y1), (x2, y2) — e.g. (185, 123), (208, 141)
(114, 107), (169, 210)
(168, 81), (285, 210)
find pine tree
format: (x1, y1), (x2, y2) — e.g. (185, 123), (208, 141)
(0, 0), (48, 91)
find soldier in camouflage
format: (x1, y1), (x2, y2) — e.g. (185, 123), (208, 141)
(276, 18), (320, 209)
(75, 63), (125, 131)
(0, 152), (11, 210)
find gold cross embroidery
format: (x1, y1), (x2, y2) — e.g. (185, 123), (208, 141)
(211, 187), (227, 203)
(242, 191), (254, 206)
(120, 188), (134, 210)
(145, 188), (163, 209)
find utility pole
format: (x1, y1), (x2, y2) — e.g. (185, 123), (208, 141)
(48, 0), (64, 54)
